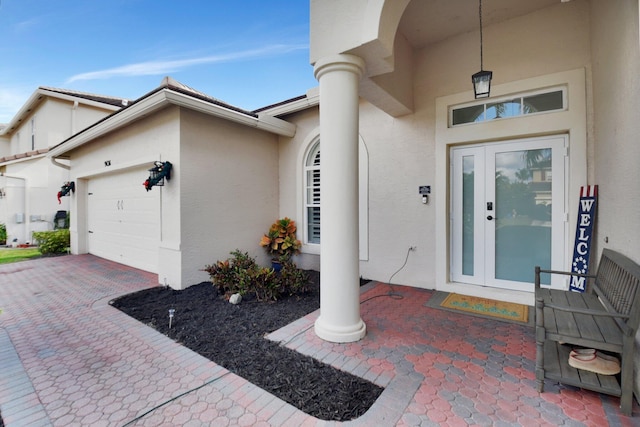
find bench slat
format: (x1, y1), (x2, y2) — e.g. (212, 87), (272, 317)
(538, 289), (623, 351)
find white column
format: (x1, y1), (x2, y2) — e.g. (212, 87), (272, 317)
(313, 54), (366, 343)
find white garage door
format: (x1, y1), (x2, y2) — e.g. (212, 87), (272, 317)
(87, 167), (160, 273)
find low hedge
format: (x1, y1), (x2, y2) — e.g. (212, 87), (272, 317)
(203, 250), (309, 301)
(32, 229), (70, 254)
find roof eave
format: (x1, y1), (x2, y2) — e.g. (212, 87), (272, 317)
(0, 88), (124, 136)
(49, 88), (296, 158)
(257, 87), (319, 117)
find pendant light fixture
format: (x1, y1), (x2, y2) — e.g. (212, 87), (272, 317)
(472, 0), (492, 99)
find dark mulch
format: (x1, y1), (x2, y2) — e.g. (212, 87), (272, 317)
(110, 272), (383, 421)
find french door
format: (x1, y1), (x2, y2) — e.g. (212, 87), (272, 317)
(451, 136), (568, 291)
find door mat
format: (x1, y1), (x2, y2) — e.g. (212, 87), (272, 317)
(425, 292), (532, 325)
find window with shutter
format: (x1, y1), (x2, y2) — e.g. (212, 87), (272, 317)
(304, 140), (321, 244)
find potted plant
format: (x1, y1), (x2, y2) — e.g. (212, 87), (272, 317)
(259, 217), (302, 271)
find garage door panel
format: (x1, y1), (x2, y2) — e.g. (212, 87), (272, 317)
(87, 167), (160, 273)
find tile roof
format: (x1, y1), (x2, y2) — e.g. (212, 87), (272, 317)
(158, 77), (258, 118)
(0, 148), (49, 164)
(39, 87), (131, 108)
(253, 94), (307, 114)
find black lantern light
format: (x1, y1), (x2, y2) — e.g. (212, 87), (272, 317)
(472, 0), (492, 99)
(143, 161), (172, 191)
(57, 181), (75, 204)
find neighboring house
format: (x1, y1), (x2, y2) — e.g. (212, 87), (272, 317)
(47, 0), (639, 399)
(0, 87), (128, 245)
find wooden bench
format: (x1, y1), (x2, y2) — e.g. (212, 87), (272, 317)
(535, 248), (640, 416)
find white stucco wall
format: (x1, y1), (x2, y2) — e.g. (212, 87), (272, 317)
(0, 96), (116, 244)
(178, 109), (280, 288)
(8, 98), (116, 153)
(589, 0), (640, 402)
(38, 98), (118, 146)
(0, 136), (9, 157)
(283, 1), (593, 292)
(3, 157), (70, 243)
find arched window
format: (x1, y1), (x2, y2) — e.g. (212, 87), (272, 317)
(299, 134), (369, 260)
(304, 140), (321, 244)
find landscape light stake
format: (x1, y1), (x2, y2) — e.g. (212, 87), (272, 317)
(168, 309), (175, 329)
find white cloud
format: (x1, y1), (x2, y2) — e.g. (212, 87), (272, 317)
(65, 44), (307, 84)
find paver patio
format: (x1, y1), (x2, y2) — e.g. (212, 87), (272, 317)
(0, 255), (637, 426)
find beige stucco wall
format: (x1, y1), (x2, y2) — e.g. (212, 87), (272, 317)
(278, 107), (320, 271)
(67, 107), (181, 283)
(179, 109), (280, 288)
(589, 0), (640, 402)
(284, 1), (594, 290)
(590, 0), (640, 263)
(65, 105), (280, 289)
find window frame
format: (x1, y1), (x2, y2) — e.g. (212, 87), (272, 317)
(303, 139), (321, 246)
(297, 129), (369, 260)
(449, 86), (567, 127)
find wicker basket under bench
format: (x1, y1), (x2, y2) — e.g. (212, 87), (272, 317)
(535, 248), (640, 416)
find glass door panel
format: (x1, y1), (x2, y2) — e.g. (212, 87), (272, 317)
(462, 155), (475, 276)
(451, 136), (566, 291)
(492, 148), (551, 284)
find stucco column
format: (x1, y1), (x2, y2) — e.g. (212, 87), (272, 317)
(313, 54), (367, 343)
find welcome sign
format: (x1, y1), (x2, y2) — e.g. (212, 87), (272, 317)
(569, 185), (598, 292)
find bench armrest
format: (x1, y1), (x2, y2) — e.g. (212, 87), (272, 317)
(534, 266), (596, 290)
(542, 303), (630, 319)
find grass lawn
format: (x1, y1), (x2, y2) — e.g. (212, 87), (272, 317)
(0, 247), (42, 264)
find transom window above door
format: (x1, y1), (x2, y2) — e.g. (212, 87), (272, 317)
(450, 87), (566, 126)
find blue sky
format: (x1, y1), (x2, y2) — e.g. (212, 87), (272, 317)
(0, 0), (318, 123)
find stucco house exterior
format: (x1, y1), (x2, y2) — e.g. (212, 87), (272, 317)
(46, 0), (638, 402)
(0, 87), (128, 245)
(48, 78), (294, 285)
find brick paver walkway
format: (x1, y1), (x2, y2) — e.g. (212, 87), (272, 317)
(0, 255), (637, 426)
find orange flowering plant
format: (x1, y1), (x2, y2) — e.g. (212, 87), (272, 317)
(259, 217), (302, 261)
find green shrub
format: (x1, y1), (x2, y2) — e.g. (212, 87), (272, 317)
(278, 260), (310, 296)
(203, 250), (257, 296)
(32, 229), (70, 254)
(203, 250), (309, 301)
(0, 223), (6, 244)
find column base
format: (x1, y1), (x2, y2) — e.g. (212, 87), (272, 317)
(314, 315), (366, 343)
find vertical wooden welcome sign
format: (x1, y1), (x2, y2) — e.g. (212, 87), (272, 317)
(569, 185), (598, 292)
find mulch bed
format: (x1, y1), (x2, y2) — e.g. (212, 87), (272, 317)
(110, 271), (383, 421)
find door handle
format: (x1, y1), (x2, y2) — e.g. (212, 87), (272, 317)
(487, 215), (494, 220)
